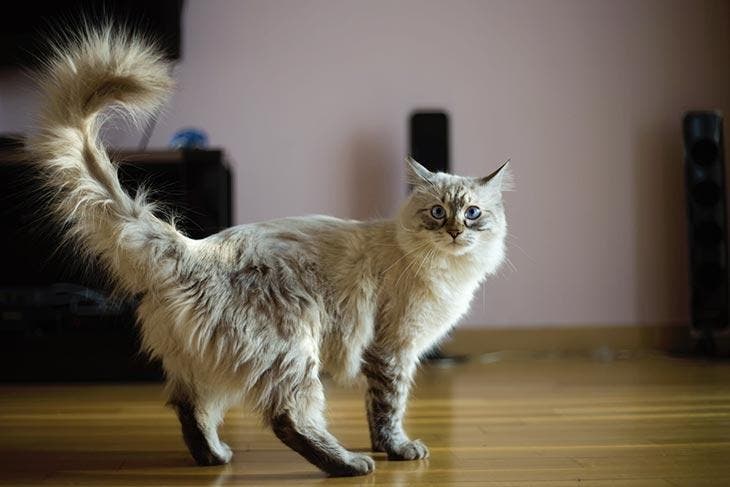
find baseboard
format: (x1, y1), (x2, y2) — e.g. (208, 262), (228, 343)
(440, 324), (692, 356)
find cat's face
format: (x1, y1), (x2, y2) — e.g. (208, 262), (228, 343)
(398, 158), (510, 257)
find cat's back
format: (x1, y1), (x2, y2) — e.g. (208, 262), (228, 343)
(203, 215), (359, 252)
(190, 215), (381, 279)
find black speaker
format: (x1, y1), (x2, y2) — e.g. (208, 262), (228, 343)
(683, 111), (729, 344)
(409, 111), (449, 173)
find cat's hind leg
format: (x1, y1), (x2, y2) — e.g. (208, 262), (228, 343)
(168, 383), (233, 466)
(262, 352), (375, 476)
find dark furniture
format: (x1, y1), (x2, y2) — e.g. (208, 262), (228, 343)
(0, 140), (232, 381)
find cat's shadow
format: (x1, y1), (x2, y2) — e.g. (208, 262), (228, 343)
(2, 449), (351, 486)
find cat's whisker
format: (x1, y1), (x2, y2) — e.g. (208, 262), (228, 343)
(479, 279), (486, 314)
(506, 233), (534, 262)
(412, 246), (436, 279)
(394, 244), (432, 287)
(382, 241), (431, 275)
(503, 256), (518, 273)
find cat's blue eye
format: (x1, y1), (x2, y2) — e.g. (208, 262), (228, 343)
(465, 206), (481, 220)
(430, 205), (446, 219)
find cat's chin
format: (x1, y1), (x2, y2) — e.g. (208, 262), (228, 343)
(440, 239), (477, 256)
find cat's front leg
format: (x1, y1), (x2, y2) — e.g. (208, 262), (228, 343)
(362, 348), (429, 461)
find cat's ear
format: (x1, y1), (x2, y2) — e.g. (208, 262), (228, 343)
(479, 160), (513, 191)
(405, 156), (434, 187)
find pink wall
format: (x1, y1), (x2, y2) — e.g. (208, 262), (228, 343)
(2, 0), (729, 328)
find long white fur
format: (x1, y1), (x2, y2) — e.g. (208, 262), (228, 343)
(25, 28), (510, 475)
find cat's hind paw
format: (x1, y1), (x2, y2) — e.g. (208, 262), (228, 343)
(192, 441), (232, 466)
(386, 439), (429, 461)
(327, 452), (375, 477)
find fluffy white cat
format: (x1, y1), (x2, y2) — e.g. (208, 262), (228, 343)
(26, 28), (510, 476)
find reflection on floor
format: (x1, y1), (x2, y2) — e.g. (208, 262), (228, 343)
(1, 351), (729, 486)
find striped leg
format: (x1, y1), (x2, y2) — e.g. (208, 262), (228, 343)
(363, 348), (429, 461)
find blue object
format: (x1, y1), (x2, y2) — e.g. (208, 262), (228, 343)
(170, 128), (209, 149)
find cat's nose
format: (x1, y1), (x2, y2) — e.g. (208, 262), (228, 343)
(448, 229), (463, 239)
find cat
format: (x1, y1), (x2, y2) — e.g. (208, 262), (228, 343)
(25, 28), (511, 476)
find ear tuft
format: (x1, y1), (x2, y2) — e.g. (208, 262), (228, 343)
(405, 156), (434, 187)
(480, 159), (514, 191)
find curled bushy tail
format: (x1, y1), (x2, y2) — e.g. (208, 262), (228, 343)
(26, 27), (186, 295)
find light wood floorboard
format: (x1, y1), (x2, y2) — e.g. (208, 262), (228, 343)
(1, 352), (728, 486)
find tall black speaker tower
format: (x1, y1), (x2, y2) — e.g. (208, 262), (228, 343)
(683, 111), (729, 350)
(409, 111), (449, 173)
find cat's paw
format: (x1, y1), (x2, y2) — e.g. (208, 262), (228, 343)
(193, 441), (233, 466)
(327, 452), (375, 477)
(215, 441), (234, 464)
(386, 439), (429, 461)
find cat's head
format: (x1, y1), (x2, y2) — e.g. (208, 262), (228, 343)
(397, 158), (511, 259)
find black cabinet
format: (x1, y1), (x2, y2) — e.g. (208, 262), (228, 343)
(0, 142), (233, 381)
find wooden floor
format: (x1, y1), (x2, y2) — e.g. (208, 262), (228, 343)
(1, 352), (729, 486)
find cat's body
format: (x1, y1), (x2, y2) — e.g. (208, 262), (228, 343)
(26, 29), (510, 476)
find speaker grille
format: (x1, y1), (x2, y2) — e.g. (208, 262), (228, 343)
(683, 111), (729, 333)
